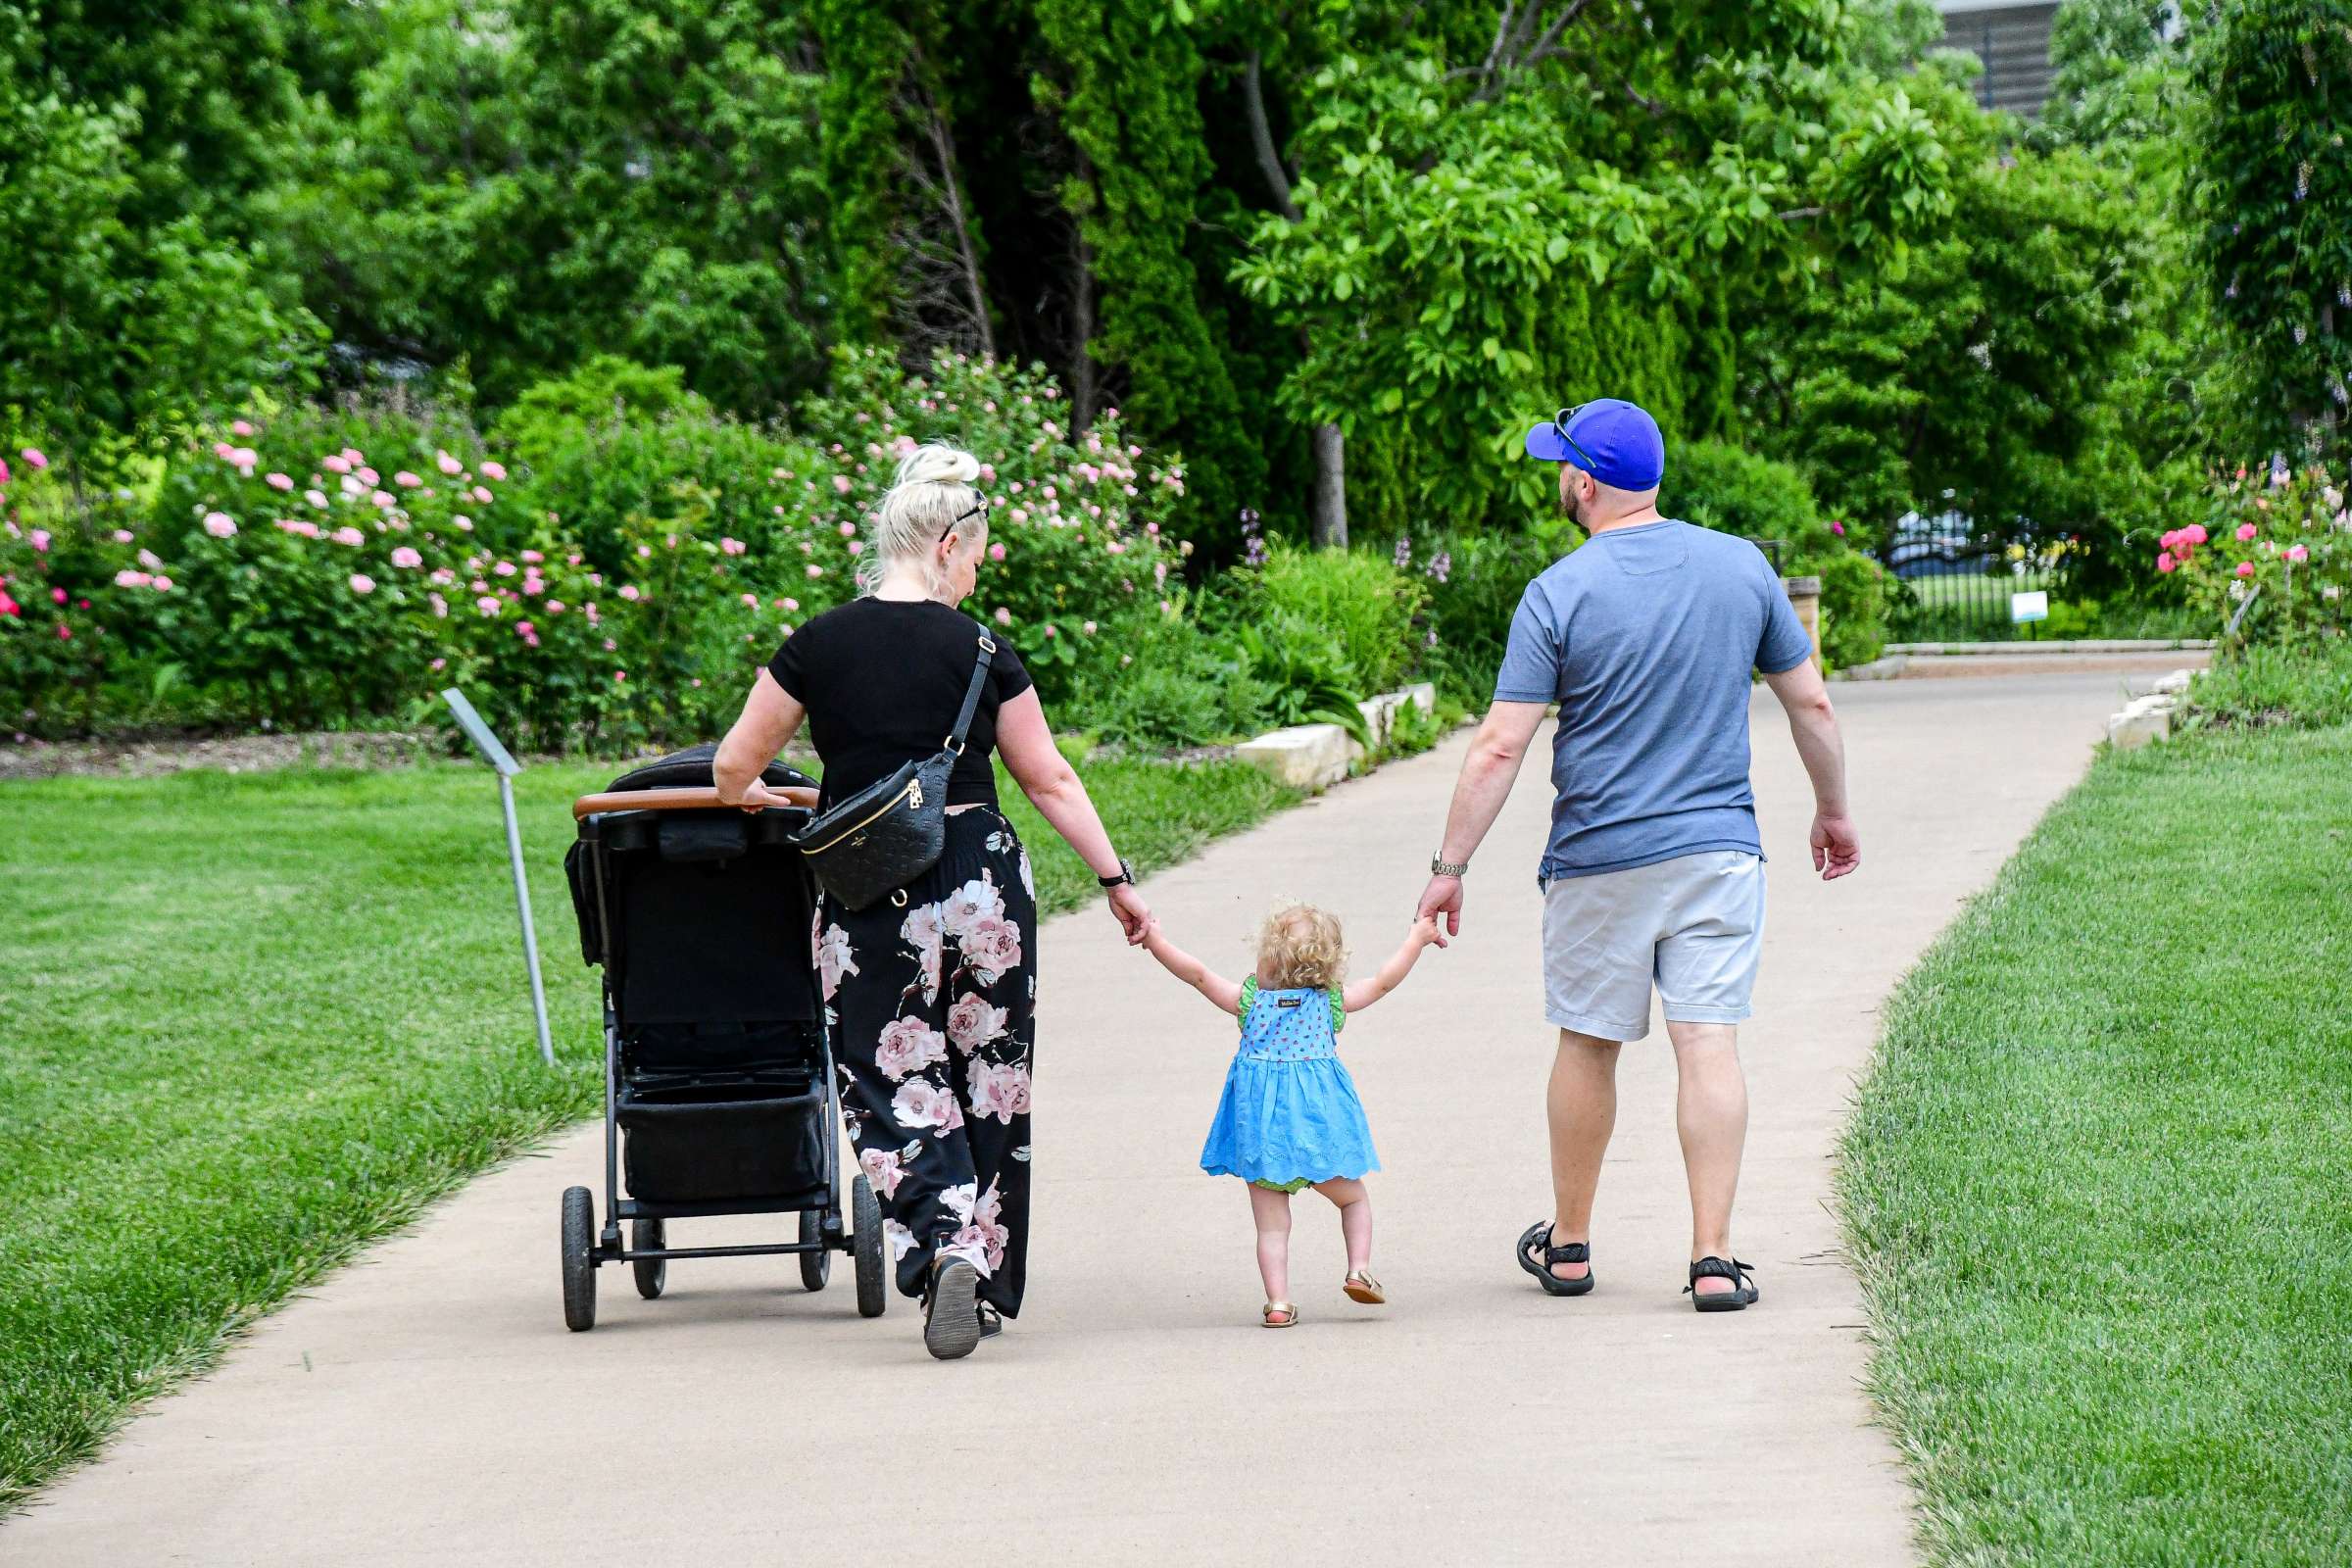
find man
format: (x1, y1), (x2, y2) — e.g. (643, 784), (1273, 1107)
(1416, 398), (1859, 1311)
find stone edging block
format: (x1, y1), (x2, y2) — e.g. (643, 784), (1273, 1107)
(1233, 682), (1438, 791)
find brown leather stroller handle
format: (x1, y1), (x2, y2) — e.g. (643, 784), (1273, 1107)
(570, 784), (819, 820)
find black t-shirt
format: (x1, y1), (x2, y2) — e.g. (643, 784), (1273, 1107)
(768, 598), (1034, 809)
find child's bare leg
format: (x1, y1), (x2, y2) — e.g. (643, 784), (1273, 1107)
(1313, 1177), (1372, 1272)
(1249, 1184), (1294, 1304)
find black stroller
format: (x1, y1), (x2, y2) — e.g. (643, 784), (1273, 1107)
(559, 743), (886, 1330)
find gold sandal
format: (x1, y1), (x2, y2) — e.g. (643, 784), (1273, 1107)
(1343, 1270), (1386, 1304)
(1261, 1300), (1298, 1328)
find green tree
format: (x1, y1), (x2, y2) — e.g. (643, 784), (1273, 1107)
(285, 0), (833, 414)
(2188, 0), (2352, 461)
(0, 4), (319, 486)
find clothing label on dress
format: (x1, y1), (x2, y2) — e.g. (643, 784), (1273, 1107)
(1275, 996), (1301, 1008)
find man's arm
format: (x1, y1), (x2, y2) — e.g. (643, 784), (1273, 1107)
(1761, 660), (1860, 879)
(1414, 700), (1549, 936)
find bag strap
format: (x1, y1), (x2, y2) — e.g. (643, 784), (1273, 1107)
(944, 634), (998, 756)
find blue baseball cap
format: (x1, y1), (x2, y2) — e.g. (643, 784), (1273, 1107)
(1524, 399), (1665, 490)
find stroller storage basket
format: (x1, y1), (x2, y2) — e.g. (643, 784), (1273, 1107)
(618, 1081), (829, 1206)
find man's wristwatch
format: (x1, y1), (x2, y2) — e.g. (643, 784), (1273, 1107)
(1098, 858), (1136, 889)
(1431, 854), (1469, 877)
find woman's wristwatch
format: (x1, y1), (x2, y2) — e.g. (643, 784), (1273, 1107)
(1098, 858), (1136, 889)
(1431, 853), (1469, 877)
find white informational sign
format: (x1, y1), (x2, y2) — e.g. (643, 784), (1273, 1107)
(2011, 590), (2050, 624)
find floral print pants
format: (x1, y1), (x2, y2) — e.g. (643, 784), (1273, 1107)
(816, 807), (1037, 1316)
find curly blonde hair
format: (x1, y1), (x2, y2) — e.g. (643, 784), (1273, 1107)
(1254, 903), (1347, 990)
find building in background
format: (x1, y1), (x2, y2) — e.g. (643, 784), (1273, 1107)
(1937, 1), (2060, 116)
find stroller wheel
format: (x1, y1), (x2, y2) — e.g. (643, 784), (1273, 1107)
(852, 1173), (887, 1319)
(631, 1217), (665, 1299)
(561, 1186), (597, 1332)
(799, 1205), (833, 1292)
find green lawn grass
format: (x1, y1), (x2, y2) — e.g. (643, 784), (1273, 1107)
(0, 750), (1292, 1509)
(1839, 724), (2352, 1566)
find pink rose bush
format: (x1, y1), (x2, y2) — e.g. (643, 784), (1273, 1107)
(2162, 465), (2351, 648)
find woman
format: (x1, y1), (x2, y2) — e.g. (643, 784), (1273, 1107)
(713, 442), (1152, 1360)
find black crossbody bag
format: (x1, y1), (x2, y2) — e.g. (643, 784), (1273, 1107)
(790, 633), (997, 911)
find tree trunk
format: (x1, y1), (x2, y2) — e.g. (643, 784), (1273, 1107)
(1309, 421), (1348, 548)
(1244, 50), (1348, 549)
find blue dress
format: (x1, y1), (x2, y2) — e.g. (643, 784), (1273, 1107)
(1199, 977), (1381, 1190)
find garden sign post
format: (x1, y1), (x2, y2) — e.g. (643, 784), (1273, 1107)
(440, 689), (555, 1067)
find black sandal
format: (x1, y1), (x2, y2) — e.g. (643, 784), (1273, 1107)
(1516, 1220), (1595, 1297)
(1684, 1255), (1759, 1312)
(975, 1303), (1004, 1341)
(923, 1256), (983, 1360)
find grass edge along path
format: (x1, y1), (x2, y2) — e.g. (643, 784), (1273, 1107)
(1838, 723), (2352, 1567)
(0, 749), (1295, 1513)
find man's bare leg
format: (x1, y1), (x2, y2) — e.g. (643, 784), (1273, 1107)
(1666, 1019), (1746, 1297)
(1540, 1028), (1621, 1282)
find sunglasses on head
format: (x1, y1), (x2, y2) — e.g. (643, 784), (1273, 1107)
(939, 496), (987, 542)
(1551, 406), (1603, 472)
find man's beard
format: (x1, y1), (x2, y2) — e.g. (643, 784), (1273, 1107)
(1561, 485), (1588, 526)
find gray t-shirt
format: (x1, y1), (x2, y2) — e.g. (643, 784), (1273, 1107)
(1493, 518), (1813, 881)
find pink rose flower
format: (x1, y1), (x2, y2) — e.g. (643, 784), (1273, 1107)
(946, 994), (1009, 1054)
(152, 575), (172, 591)
(115, 568), (154, 588)
(941, 875), (1005, 938)
(2234, 561), (2255, 578)
(349, 573), (375, 595)
(806, 564), (824, 579)
(2285, 544), (2310, 563)
(393, 470), (420, 488)
(956, 916), (1023, 986)
(2236, 522), (2258, 542)
(29, 529), (50, 552)
(891, 1078), (964, 1133)
(330, 526), (366, 547)
(305, 489), (328, 509)
(617, 584), (640, 601)
(815, 924), (859, 1000)
(900, 903), (946, 1001)
(266, 472), (294, 491)
(51, 586), (68, 602)
(322, 455), (351, 474)
(719, 536), (746, 556)
(479, 461), (507, 482)
(2185, 524), (2209, 545)
(203, 512), (237, 538)
(473, 486), (493, 505)
(476, 595), (502, 615)
(390, 546), (423, 568)
(437, 451), (464, 476)
(230, 419), (256, 437)
(875, 1018), (952, 1082)
(993, 607), (1011, 626)
(2156, 552), (2176, 573)
(23, 447), (48, 469)
(859, 1147), (908, 1199)
(988, 542), (1006, 562)
(968, 1060), (1032, 1125)
(493, 560), (516, 577)
(452, 514), (473, 531)
(832, 474), (853, 494)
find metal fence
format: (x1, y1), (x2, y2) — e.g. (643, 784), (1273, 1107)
(1881, 517), (2075, 640)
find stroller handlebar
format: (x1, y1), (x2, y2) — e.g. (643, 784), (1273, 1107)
(571, 785), (820, 820)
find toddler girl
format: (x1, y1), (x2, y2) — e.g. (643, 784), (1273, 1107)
(1143, 904), (1444, 1327)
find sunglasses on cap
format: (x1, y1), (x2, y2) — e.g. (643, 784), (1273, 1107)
(1551, 406), (1601, 472)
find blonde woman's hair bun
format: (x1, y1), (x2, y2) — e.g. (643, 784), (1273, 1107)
(894, 443), (982, 489)
(859, 441), (986, 595)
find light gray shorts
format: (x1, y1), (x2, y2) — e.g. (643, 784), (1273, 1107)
(1540, 850), (1766, 1042)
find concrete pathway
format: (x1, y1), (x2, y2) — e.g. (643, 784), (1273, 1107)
(2, 672), (2132, 1567)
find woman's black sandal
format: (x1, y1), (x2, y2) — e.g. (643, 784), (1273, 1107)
(923, 1257), (984, 1360)
(975, 1303), (1004, 1341)
(1516, 1221), (1595, 1297)
(1684, 1255), (1759, 1312)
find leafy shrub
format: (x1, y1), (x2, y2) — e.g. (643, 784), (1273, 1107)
(1408, 525), (1567, 703)
(2182, 639), (2352, 732)
(1059, 596), (1269, 748)
(1246, 542), (1427, 696)
(1671, 438), (1889, 667)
